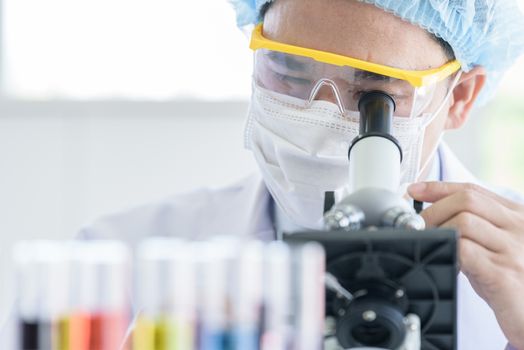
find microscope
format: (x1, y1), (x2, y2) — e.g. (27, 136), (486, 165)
(284, 92), (458, 350)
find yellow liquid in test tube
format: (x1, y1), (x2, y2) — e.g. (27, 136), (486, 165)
(172, 318), (194, 350)
(154, 318), (171, 350)
(133, 316), (181, 350)
(133, 316), (194, 350)
(57, 318), (70, 350)
(133, 317), (156, 350)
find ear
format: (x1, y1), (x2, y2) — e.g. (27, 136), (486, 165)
(444, 66), (487, 130)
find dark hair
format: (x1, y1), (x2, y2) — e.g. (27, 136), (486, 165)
(434, 36), (455, 60)
(259, 2), (455, 61)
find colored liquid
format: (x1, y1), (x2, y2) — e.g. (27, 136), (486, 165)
(199, 329), (233, 350)
(233, 328), (259, 350)
(133, 316), (195, 350)
(133, 317), (156, 350)
(38, 322), (53, 350)
(19, 320), (39, 350)
(68, 313), (91, 350)
(89, 312), (129, 350)
(19, 320), (54, 350)
(20, 313), (128, 350)
(154, 318), (170, 350)
(173, 319), (195, 350)
(56, 318), (70, 350)
(64, 312), (129, 350)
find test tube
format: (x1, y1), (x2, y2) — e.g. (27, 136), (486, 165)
(198, 238), (241, 350)
(260, 241), (292, 350)
(14, 240), (72, 350)
(69, 240), (131, 350)
(232, 241), (264, 350)
(133, 238), (196, 350)
(292, 243), (325, 350)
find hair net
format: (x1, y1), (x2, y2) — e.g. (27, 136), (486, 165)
(230, 0), (524, 105)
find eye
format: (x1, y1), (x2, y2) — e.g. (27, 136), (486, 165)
(353, 89), (365, 97)
(273, 72), (312, 86)
(348, 89), (369, 101)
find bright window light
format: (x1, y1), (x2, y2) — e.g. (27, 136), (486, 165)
(3, 0), (253, 100)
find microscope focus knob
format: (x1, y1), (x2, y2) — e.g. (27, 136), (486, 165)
(324, 204), (366, 231)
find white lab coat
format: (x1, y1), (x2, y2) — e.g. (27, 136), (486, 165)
(78, 142), (522, 350)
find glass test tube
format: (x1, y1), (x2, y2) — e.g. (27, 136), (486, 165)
(292, 243), (325, 350)
(14, 240), (72, 350)
(198, 238), (242, 350)
(232, 241), (264, 350)
(261, 241), (292, 350)
(70, 240), (131, 350)
(133, 238), (196, 350)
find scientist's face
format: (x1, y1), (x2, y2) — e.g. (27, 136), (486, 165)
(263, 0), (485, 177)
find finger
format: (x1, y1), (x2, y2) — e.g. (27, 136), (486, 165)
(420, 188), (512, 229)
(442, 212), (509, 253)
(459, 237), (497, 281)
(409, 182), (520, 210)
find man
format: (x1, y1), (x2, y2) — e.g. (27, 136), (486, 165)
(81, 0), (524, 349)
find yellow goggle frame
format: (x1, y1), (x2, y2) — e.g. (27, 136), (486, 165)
(249, 24), (461, 88)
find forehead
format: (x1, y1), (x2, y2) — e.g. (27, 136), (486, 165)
(262, 0), (448, 71)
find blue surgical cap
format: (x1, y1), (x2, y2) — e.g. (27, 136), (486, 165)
(230, 0), (524, 105)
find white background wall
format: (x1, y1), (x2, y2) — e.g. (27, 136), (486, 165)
(0, 101), (260, 322)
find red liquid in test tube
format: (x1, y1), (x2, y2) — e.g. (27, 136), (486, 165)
(70, 241), (131, 350)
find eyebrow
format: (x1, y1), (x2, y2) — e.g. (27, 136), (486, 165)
(267, 51), (307, 71)
(354, 70), (392, 81)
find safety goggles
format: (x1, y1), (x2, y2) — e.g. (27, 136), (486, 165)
(250, 24), (461, 118)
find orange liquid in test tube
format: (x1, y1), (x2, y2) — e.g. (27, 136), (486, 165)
(67, 311), (129, 350)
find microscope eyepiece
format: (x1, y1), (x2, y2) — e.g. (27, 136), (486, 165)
(357, 91), (396, 135)
(347, 90), (402, 192)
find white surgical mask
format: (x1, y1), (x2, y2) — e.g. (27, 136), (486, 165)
(245, 77), (459, 229)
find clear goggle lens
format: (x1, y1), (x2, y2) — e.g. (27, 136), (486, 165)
(254, 49), (452, 118)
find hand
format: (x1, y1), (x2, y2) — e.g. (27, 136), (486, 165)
(408, 182), (524, 349)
